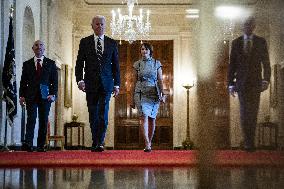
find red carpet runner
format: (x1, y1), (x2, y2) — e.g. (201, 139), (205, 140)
(0, 150), (283, 167)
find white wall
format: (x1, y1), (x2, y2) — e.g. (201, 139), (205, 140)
(46, 0), (74, 139)
(0, 0), (72, 146)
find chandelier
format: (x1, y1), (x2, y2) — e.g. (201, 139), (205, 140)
(110, 0), (151, 44)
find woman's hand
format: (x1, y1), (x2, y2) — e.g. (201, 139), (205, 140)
(160, 94), (166, 103)
(19, 97), (26, 106)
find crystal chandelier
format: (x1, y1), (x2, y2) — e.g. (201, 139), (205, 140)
(110, 0), (151, 44)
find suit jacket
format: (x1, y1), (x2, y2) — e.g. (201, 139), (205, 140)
(75, 35), (120, 93)
(19, 57), (58, 103)
(228, 35), (271, 92)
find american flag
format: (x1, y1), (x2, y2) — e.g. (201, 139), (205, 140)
(2, 16), (17, 126)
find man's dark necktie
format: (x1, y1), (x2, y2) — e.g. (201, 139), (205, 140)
(97, 38), (103, 62)
(35, 59), (42, 102)
(36, 59), (42, 79)
(244, 39), (252, 54)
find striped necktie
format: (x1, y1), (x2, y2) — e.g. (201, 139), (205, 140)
(97, 38), (103, 61)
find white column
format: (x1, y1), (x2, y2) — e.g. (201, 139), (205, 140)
(196, 0), (217, 188)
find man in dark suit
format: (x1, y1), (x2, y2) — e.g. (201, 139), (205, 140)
(75, 15), (120, 152)
(228, 16), (271, 152)
(19, 40), (58, 152)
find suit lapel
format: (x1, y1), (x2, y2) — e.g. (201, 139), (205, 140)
(29, 58), (38, 82)
(250, 37), (257, 55)
(101, 36), (111, 62)
(42, 57), (47, 69)
(42, 57), (51, 76)
(29, 58), (36, 75)
(89, 36), (96, 55)
(239, 36), (245, 54)
(86, 35), (97, 59)
(103, 36), (110, 58)
(237, 37), (246, 59)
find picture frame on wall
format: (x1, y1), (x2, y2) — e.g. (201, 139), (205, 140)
(64, 64), (72, 108)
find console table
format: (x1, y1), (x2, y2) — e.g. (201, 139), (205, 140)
(64, 122), (85, 149)
(257, 122), (278, 149)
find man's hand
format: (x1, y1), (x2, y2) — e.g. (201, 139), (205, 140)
(78, 81), (85, 92)
(113, 87), (119, 97)
(229, 85), (237, 97)
(47, 95), (56, 102)
(19, 97), (26, 106)
(130, 101), (136, 109)
(261, 80), (269, 92)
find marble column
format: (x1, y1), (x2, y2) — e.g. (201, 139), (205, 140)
(196, 0), (218, 188)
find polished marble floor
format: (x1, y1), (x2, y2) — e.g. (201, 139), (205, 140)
(0, 167), (283, 189)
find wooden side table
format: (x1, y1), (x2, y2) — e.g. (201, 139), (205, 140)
(64, 122), (85, 149)
(257, 122), (278, 149)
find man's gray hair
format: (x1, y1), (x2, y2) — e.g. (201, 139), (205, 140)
(92, 15), (106, 23)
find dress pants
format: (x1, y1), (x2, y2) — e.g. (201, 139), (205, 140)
(86, 90), (111, 147)
(238, 90), (261, 149)
(25, 99), (51, 148)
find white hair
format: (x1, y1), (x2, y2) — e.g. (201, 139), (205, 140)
(92, 15), (106, 23)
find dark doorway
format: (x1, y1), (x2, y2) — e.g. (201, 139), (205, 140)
(114, 40), (174, 149)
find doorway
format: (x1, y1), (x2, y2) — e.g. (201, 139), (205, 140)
(114, 40), (173, 149)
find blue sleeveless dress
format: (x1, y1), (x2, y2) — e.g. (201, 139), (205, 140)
(133, 58), (162, 118)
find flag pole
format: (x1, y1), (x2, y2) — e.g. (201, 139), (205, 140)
(21, 105), (26, 143)
(0, 5), (14, 152)
(0, 105), (10, 151)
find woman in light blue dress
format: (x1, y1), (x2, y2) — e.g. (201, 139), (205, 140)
(131, 43), (166, 152)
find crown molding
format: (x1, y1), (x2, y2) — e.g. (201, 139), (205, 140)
(83, 0), (259, 6)
(83, 0), (193, 6)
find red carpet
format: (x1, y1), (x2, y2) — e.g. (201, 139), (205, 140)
(0, 150), (283, 167)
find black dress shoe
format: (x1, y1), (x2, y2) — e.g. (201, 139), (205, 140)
(37, 147), (47, 152)
(144, 147), (152, 152)
(22, 143), (33, 152)
(94, 145), (104, 152)
(244, 147), (256, 152)
(91, 145), (97, 152)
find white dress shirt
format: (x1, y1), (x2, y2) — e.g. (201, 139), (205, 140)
(34, 56), (44, 69)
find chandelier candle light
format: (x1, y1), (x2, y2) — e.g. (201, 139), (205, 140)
(110, 0), (151, 44)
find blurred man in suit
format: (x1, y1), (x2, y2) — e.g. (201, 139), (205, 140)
(20, 40), (58, 152)
(228, 16), (271, 152)
(75, 15), (120, 152)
